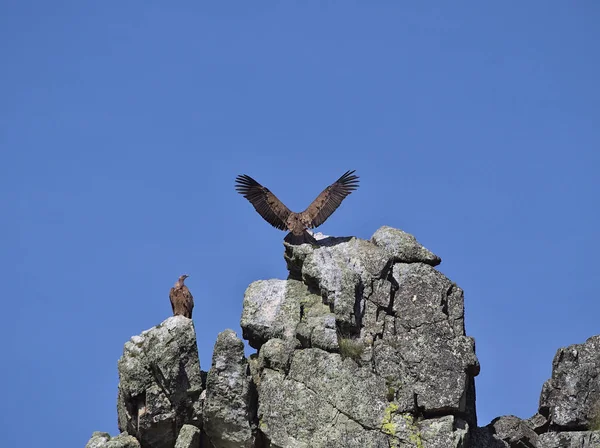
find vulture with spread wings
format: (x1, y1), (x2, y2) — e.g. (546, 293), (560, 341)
(235, 170), (359, 245)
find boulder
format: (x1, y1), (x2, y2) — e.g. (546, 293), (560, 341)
(371, 226), (441, 266)
(203, 330), (256, 448)
(240, 279), (309, 349)
(488, 415), (538, 447)
(116, 316), (203, 448)
(539, 335), (600, 430)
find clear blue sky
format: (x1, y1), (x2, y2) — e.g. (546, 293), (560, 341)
(1, 2), (599, 446)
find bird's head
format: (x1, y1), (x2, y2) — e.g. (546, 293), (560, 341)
(177, 274), (190, 285)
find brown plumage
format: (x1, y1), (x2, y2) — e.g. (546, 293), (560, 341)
(235, 170), (359, 245)
(169, 274), (194, 318)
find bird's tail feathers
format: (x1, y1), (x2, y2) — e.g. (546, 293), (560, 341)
(284, 230), (318, 246)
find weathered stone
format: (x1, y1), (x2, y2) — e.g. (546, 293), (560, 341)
(538, 430), (600, 447)
(489, 415), (538, 447)
(203, 329), (255, 448)
(392, 263), (464, 337)
(251, 228), (479, 444)
(86, 433), (112, 448)
(539, 335), (600, 429)
(296, 291), (338, 351)
(309, 314), (338, 351)
(373, 333), (478, 421)
(371, 226), (441, 266)
(174, 425), (201, 448)
(240, 279), (309, 349)
(469, 426), (509, 448)
(367, 278), (394, 309)
(285, 237), (390, 330)
(384, 414), (468, 448)
(287, 348), (388, 428)
(257, 368), (390, 448)
(117, 316), (203, 448)
(526, 412), (548, 434)
(85, 432), (141, 448)
(257, 338), (294, 373)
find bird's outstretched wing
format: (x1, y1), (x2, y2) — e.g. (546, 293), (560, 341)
(302, 170), (359, 228)
(235, 174), (292, 230)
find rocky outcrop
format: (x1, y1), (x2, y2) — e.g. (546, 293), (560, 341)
(86, 226), (600, 448)
(470, 334), (600, 447)
(241, 228), (478, 446)
(539, 335), (600, 430)
(116, 316), (204, 448)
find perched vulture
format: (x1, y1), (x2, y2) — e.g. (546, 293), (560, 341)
(169, 274), (194, 318)
(235, 170), (359, 245)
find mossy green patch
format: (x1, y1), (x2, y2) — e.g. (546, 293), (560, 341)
(338, 337), (365, 361)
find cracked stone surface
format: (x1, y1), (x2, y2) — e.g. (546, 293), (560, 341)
(539, 335), (600, 430)
(240, 279), (311, 349)
(257, 368), (391, 448)
(241, 226), (481, 446)
(116, 316), (204, 448)
(287, 348), (389, 429)
(203, 329), (256, 448)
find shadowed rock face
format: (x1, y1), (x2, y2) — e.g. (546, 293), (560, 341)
(116, 316), (204, 448)
(85, 226), (600, 448)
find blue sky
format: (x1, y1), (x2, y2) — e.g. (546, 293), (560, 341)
(1, 2), (599, 446)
